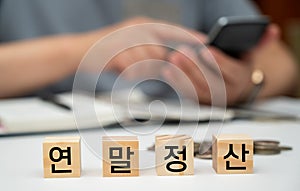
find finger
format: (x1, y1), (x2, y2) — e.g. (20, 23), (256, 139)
(173, 46), (226, 93)
(208, 47), (252, 83)
(111, 51), (134, 73)
(162, 66), (194, 98)
(144, 44), (168, 60)
(170, 47), (208, 89)
(258, 23), (281, 47)
(162, 64), (211, 104)
(167, 47), (213, 103)
(208, 47), (255, 104)
(115, 45), (168, 79)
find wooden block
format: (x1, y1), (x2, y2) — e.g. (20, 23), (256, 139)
(43, 137), (81, 178)
(212, 134), (253, 174)
(155, 135), (194, 176)
(102, 136), (139, 177)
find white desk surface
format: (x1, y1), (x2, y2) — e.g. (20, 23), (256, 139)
(1, 119), (299, 191)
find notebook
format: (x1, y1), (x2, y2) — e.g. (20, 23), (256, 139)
(0, 93), (120, 134)
(0, 92), (234, 135)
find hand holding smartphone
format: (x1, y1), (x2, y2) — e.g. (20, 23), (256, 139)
(207, 15), (270, 58)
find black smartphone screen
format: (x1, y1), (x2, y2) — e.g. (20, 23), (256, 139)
(208, 16), (269, 58)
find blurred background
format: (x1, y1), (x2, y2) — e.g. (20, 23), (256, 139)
(254, 0), (300, 95)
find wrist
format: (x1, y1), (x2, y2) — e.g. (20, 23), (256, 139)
(244, 69), (265, 104)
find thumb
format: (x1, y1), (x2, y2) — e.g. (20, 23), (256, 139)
(257, 23), (281, 48)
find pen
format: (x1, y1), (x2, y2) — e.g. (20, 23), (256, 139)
(37, 91), (71, 111)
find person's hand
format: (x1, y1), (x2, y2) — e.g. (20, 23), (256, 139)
(91, 17), (205, 79)
(164, 46), (253, 105)
(106, 17), (166, 77)
(163, 23), (281, 106)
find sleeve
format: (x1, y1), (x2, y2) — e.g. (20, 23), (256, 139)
(201, 0), (261, 33)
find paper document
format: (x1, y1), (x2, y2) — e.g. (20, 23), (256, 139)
(0, 92), (233, 135)
(0, 93), (118, 134)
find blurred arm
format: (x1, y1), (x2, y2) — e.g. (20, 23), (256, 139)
(0, 28), (114, 98)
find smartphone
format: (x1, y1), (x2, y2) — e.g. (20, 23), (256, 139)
(208, 15), (270, 58)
